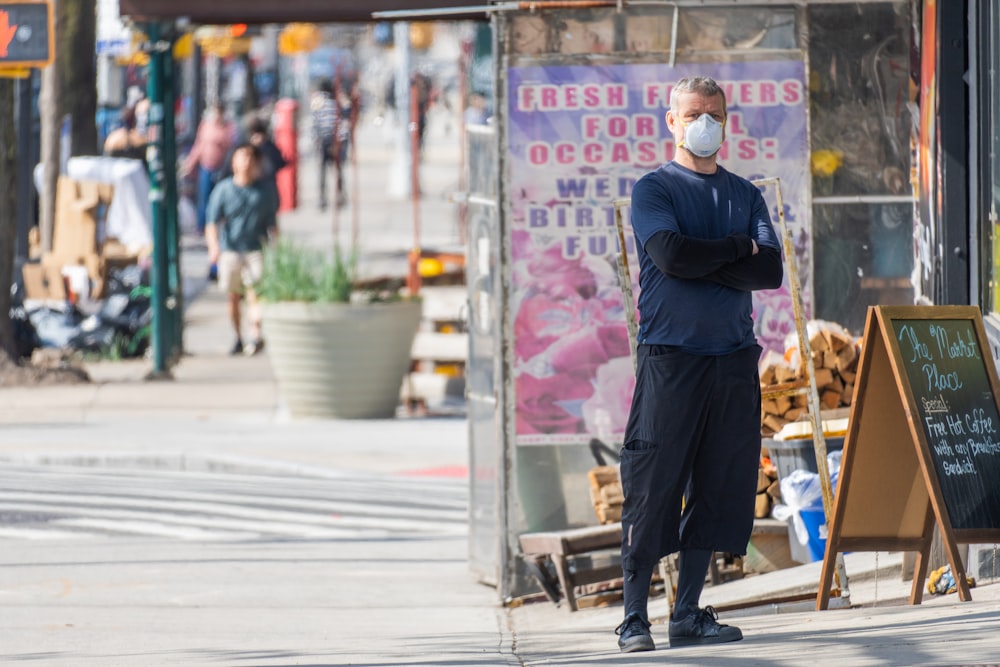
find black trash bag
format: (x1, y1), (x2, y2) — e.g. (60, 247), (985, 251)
(68, 321), (118, 354)
(9, 279), (40, 360)
(111, 289), (152, 358)
(102, 286), (152, 333)
(103, 264), (148, 298)
(9, 303), (40, 360)
(70, 286), (152, 358)
(28, 305), (84, 349)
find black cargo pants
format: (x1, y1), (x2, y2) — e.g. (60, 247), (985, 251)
(620, 343), (762, 572)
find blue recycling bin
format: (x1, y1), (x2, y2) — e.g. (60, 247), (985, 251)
(797, 508), (827, 562)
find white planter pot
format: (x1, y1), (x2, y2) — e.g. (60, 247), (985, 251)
(260, 299), (423, 419)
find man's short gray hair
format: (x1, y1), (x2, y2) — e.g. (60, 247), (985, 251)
(669, 76), (727, 113)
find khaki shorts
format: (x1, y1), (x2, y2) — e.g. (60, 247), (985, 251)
(218, 250), (264, 294)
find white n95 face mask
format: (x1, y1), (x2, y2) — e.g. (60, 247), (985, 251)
(680, 113), (724, 158)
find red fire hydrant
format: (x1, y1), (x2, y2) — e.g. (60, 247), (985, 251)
(273, 98), (298, 212)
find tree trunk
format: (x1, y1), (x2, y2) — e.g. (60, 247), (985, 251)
(38, 0), (62, 254)
(38, 0), (99, 254)
(0, 78), (18, 361)
(4, 0), (97, 364)
(61, 0), (98, 156)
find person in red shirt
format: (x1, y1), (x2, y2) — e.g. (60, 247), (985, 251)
(183, 102), (237, 235)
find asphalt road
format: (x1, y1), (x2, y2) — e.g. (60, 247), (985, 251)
(0, 464), (505, 667)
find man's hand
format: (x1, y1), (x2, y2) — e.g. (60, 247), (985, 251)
(751, 239), (759, 255)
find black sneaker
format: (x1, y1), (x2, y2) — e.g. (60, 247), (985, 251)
(615, 613), (655, 653)
(229, 339), (244, 356)
(668, 605), (742, 647)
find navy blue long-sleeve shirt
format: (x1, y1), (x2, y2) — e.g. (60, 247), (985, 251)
(630, 161), (783, 354)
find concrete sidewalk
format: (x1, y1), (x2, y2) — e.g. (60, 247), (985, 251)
(508, 551), (1000, 666)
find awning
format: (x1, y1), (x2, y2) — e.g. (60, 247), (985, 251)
(118, 0), (490, 24)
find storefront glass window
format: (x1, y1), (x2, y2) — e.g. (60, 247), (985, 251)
(809, 3), (914, 334)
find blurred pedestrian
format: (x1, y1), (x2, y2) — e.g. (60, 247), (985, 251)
(332, 84), (354, 208)
(204, 142), (279, 357)
(413, 72), (435, 151)
(183, 102), (237, 235)
(248, 115), (287, 188)
(220, 113), (287, 189)
(310, 79), (351, 210)
(103, 106), (147, 162)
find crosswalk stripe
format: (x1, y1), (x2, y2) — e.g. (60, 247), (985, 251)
(0, 464), (469, 499)
(0, 464), (469, 543)
(0, 526), (98, 540)
(0, 501), (389, 539)
(0, 468), (469, 516)
(0, 485), (468, 523)
(0, 491), (465, 534)
(51, 518), (246, 540)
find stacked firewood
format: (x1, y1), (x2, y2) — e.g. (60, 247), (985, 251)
(588, 466), (623, 524)
(759, 326), (860, 437)
(755, 450), (782, 518)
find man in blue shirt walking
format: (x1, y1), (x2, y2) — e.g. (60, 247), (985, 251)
(205, 143), (279, 357)
(614, 76), (783, 652)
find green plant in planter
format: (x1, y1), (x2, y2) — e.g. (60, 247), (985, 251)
(256, 237), (357, 303)
(257, 238), (413, 304)
(254, 238), (424, 419)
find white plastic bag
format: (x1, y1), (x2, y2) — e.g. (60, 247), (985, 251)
(827, 450), (842, 491)
(772, 469), (824, 546)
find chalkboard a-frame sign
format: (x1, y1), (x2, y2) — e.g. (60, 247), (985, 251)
(818, 305), (1000, 609)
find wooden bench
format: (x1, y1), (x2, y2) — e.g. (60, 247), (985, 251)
(518, 522), (624, 612)
(518, 518), (792, 611)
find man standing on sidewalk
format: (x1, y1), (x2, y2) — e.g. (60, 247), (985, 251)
(205, 143), (279, 356)
(614, 76), (783, 652)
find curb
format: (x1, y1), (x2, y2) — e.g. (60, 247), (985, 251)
(0, 451), (471, 485)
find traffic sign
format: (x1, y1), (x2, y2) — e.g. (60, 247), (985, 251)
(0, 0), (53, 69)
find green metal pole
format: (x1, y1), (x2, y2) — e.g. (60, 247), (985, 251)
(163, 34), (182, 362)
(145, 22), (172, 379)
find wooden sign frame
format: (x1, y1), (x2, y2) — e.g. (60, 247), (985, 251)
(818, 305), (1000, 609)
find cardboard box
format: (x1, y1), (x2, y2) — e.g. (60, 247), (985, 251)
(20, 262), (65, 301)
(92, 239), (140, 299)
(24, 177), (134, 301)
(51, 177), (110, 263)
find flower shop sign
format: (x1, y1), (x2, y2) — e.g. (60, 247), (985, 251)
(507, 60), (809, 445)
